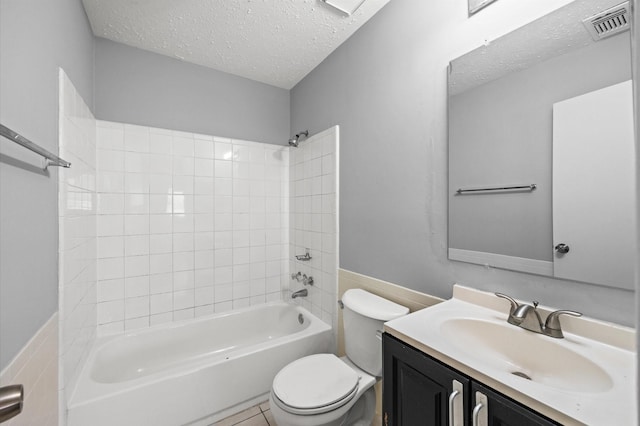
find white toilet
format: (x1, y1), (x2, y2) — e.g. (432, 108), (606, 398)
(269, 289), (409, 426)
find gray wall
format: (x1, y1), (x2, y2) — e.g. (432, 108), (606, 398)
(290, 0), (636, 326)
(94, 38), (290, 145)
(0, 0), (94, 369)
(449, 34), (631, 262)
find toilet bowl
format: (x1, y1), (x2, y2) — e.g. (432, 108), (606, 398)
(269, 355), (376, 426)
(269, 289), (409, 426)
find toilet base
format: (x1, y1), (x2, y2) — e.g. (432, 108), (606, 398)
(269, 386), (375, 426)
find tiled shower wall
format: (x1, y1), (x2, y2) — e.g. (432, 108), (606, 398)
(58, 69), (97, 419)
(289, 126), (339, 340)
(95, 121), (289, 333)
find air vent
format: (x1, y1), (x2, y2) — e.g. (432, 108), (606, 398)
(583, 2), (631, 41)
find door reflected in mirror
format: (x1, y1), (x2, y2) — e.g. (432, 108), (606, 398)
(448, 0), (635, 290)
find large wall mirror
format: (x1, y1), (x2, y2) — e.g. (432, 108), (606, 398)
(448, 0), (636, 290)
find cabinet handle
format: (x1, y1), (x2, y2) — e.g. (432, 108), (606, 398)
(472, 402), (484, 426)
(449, 380), (463, 426)
(473, 391), (488, 426)
(448, 390), (459, 426)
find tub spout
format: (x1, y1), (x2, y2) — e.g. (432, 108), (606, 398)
(291, 289), (308, 299)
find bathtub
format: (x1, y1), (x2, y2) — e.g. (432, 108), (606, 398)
(68, 302), (332, 426)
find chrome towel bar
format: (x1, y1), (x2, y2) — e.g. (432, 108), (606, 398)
(0, 124), (71, 170)
(456, 184), (536, 194)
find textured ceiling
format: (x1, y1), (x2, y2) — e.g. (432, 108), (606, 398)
(449, 0), (627, 95)
(82, 0), (390, 89)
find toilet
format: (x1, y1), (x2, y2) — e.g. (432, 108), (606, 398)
(269, 289), (409, 426)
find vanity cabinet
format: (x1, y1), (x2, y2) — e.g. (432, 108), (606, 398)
(382, 334), (560, 426)
(382, 333), (470, 425)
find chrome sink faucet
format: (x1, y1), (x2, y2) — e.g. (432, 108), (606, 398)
(495, 293), (582, 338)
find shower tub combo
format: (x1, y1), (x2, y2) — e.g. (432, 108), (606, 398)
(68, 302), (331, 426)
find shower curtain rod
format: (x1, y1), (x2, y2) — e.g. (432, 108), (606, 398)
(0, 123), (71, 170)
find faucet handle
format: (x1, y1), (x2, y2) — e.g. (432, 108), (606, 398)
(544, 310), (582, 338)
(495, 293), (519, 314)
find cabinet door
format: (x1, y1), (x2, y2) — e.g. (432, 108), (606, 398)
(471, 382), (560, 426)
(383, 334), (470, 426)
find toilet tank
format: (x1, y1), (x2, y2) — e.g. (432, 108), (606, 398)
(341, 289), (409, 376)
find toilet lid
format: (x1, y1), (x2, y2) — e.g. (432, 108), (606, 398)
(272, 354), (359, 411)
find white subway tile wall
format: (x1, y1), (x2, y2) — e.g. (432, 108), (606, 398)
(58, 69), (98, 424)
(95, 122), (290, 333)
(289, 127), (339, 341)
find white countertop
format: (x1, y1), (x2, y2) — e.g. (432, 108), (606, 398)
(383, 285), (637, 426)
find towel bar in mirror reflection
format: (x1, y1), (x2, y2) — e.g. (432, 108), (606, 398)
(456, 184), (537, 194)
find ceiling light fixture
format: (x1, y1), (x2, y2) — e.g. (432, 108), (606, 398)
(320, 0), (367, 16)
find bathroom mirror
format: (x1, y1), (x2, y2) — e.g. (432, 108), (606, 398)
(448, 0), (635, 290)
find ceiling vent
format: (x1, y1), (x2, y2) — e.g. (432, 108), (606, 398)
(582, 1), (631, 41)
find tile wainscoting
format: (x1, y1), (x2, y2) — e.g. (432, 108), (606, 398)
(0, 314), (58, 426)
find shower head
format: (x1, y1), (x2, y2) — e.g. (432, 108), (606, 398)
(288, 130), (309, 147)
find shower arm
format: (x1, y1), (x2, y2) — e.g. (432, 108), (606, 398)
(288, 130), (309, 147)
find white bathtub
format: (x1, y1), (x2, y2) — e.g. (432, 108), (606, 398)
(68, 302), (332, 426)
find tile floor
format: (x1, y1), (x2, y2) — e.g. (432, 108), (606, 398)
(212, 401), (276, 426)
(212, 400), (382, 426)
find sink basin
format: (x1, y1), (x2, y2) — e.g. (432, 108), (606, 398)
(439, 318), (614, 393)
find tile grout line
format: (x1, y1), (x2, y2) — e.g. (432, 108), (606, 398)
(259, 402), (272, 426)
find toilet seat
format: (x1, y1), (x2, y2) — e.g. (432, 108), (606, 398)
(272, 354), (360, 415)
